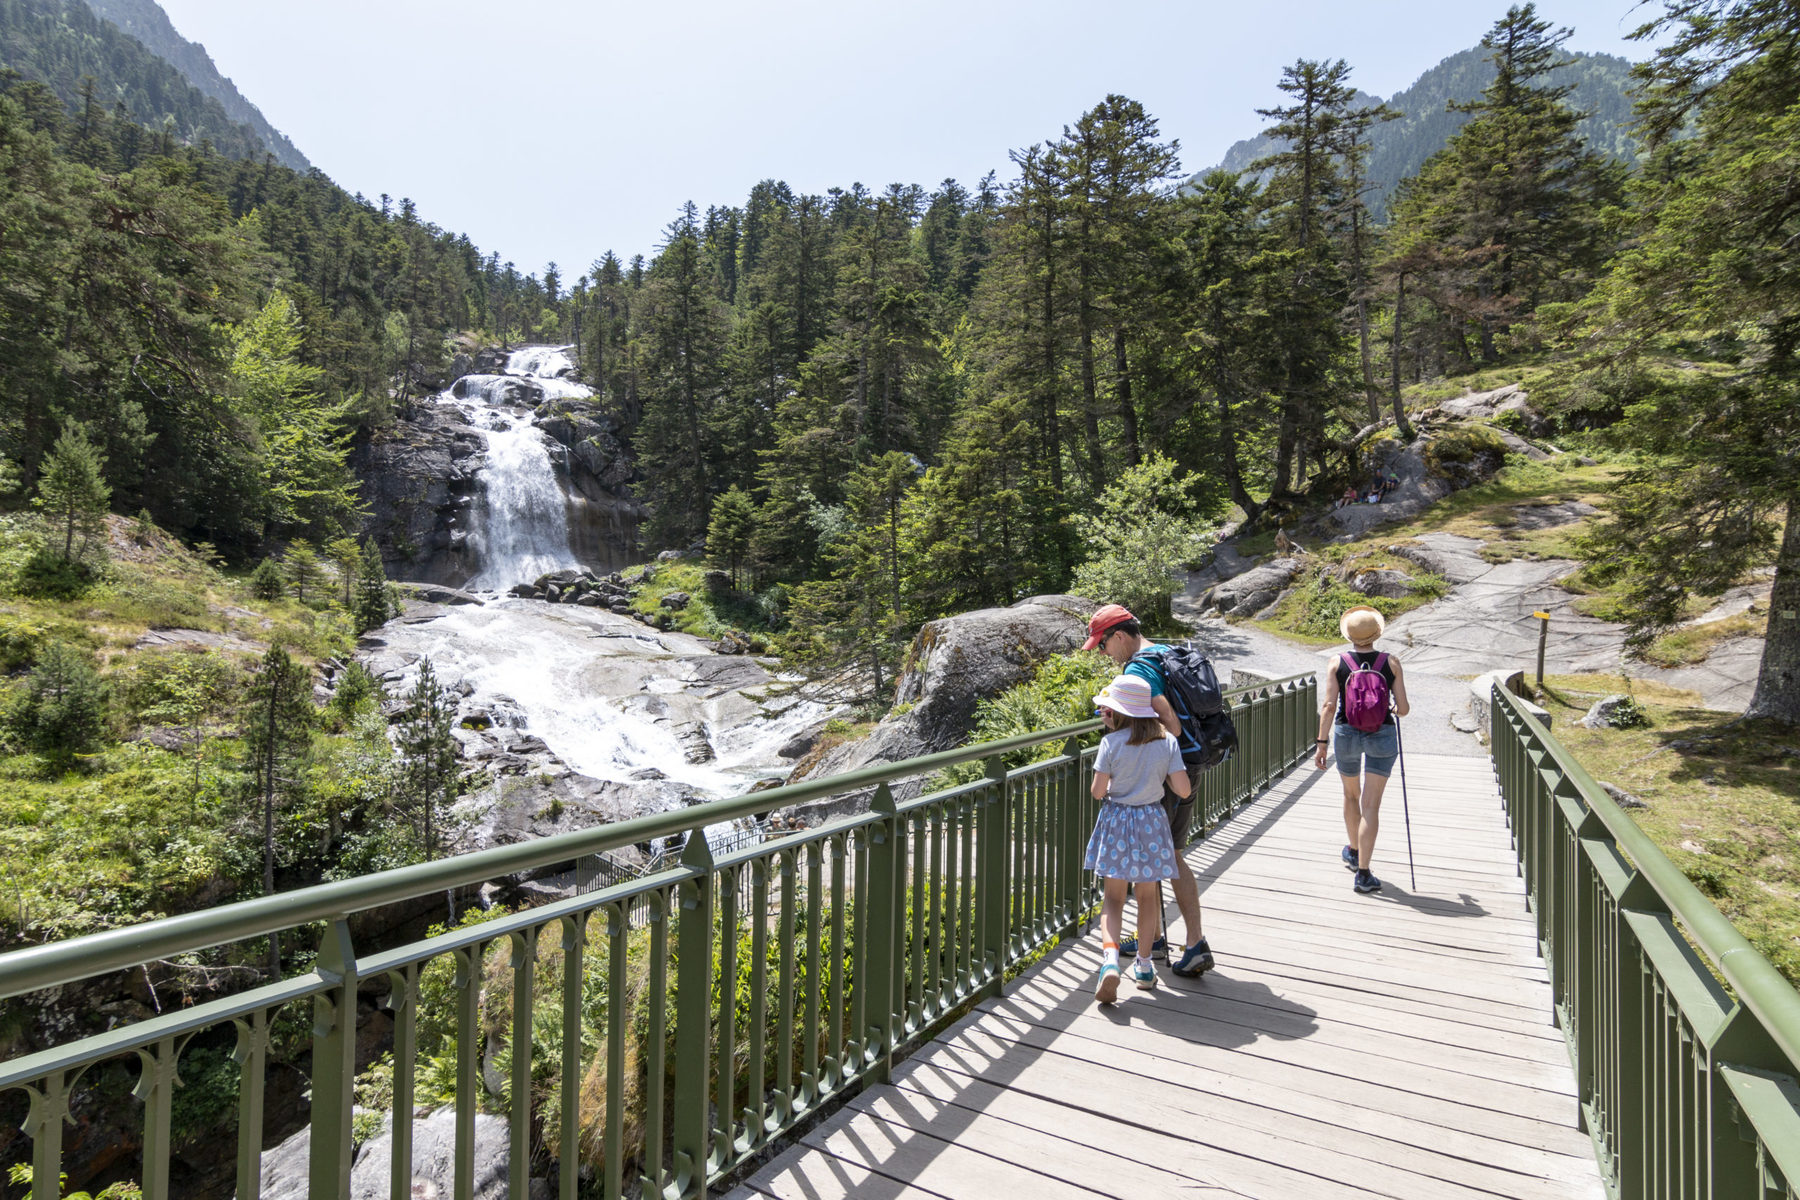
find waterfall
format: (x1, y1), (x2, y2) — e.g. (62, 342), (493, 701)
(446, 346), (589, 591)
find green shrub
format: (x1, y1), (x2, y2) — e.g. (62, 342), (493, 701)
(0, 613), (48, 672)
(249, 557), (285, 600)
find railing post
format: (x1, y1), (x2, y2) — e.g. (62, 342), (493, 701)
(673, 833), (717, 1200)
(862, 784), (900, 1084)
(308, 918), (359, 1200)
(980, 755), (1010, 996)
(1059, 737), (1086, 937)
(557, 915), (584, 1200)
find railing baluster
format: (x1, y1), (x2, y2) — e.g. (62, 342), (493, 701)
(715, 861), (740, 1171)
(232, 1009), (271, 1200)
(453, 937), (487, 1200)
(508, 928), (536, 1200)
(22, 1069), (76, 1200)
(558, 915), (584, 1200)
(642, 889), (670, 1197)
(744, 860), (770, 1142)
(827, 834), (847, 1091)
(801, 839), (823, 1110)
(134, 1035), (180, 1200)
(775, 848), (797, 1119)
(604, 901), (626, 1200)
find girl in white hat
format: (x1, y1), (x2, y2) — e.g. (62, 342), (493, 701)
(1086, 674), (1192, 1003)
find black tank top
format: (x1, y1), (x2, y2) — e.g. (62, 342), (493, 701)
(1334, 649), (1396, 726)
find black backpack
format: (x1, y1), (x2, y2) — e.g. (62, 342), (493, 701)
(1132, 644), (1238, 770)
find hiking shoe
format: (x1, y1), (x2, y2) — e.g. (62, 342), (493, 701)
(1342, 845), (1359, 871)
(1171, 939), (1215, 978)
(1354, 869), (1382, 894)
(1119, 934), (1168, 961)
(1132, 961), (1157, 990)
(1094, 962), (1122, 1004)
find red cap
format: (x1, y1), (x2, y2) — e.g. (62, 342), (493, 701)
(1082, 604), (1135, 651)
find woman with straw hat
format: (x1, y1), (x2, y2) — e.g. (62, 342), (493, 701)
(1314, 605), (1410, 894)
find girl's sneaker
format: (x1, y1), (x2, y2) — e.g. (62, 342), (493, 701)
(1342, 845), (1359, 871)
(1119, 933), (1168, 960)
(1354, 869), (1382, 894)
(1132, 960), (1157, 990)
(1094, 962), (1122, 1004)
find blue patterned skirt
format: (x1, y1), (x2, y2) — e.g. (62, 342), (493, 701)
(1084, 801), (1178, 882)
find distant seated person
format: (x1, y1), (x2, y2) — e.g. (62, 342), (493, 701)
(1338, 485), (1358, 510)
(1379, 469), (1400, 499)
(1364, 487), (1380, 504)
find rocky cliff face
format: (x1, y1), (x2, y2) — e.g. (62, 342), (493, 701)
(352, 372), (644, 587)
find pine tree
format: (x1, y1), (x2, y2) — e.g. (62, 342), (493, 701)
(707, 486), (757, 590)
(397, 657), (458, 861)
(244, 645), (312, 972)
(353, 546), (396, 632)
(1571, 0), (1800, 723)
(283, 540), (322, 604)
(250, 557), (285, 601)
(34, 425), (111, 562)
(324, 536), (364, 608)
(21, 641), (108, 763)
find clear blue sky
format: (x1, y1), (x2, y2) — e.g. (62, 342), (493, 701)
(156, 0), (1662, 280)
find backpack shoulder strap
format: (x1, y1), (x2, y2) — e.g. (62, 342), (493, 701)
(1339, 652), (1360, 674)
(1372, 652), (1389, 673)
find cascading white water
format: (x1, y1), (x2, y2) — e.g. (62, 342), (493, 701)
(382, 345), (834, 807)
(446, 347), (589, 591)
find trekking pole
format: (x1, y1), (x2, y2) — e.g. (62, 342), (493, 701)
(1394, 709), (1417, 892)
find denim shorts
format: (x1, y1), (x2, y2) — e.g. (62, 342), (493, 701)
(1333, 723), (1398, 778)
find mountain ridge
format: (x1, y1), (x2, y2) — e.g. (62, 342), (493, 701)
(80, 0), (309, 171)
(1192, 46), (1640, 217)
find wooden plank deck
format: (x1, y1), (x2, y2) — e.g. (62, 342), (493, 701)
(728, 753), (1605, 1200)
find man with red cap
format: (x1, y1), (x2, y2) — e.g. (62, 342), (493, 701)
(1081, 604), (1214, 977)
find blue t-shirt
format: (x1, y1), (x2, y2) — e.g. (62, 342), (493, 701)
(1123, 645), (1201, 760)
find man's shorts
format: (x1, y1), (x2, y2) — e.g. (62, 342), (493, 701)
(1163, 778), (1196, 850)
(1333, 723), (1399, 778)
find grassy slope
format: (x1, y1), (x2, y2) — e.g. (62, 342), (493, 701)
(1536, 675), (1800, 988)
(0, 515), (368, 946)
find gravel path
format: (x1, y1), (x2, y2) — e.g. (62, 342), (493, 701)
(1174, 527), (1766, 750)
(1171, 608), (1487, 759)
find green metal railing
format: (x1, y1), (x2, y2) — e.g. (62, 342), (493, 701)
(0, 671), (1317, 1200)
(1491, 687), (1800, 1200)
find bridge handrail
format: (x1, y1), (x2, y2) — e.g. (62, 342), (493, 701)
(1491, 685), (1800, 1197)
(0, 670), (1319, 1200)
(0, 709), (1090, 1002)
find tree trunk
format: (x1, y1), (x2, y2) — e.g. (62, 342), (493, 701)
(1114, 328), (1140, 468)
(1390, 273), (1415, 439)
(1746, 497), (1800, 724)
(1213, 382), (1259, 522)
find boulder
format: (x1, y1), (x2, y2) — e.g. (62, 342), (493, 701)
(609, 600), (634, 614)
(660, 591), (691, 610)
(783, 595), (1092, 821)
(261, 1109), (516, 1200)
(406, 583), (484, 606)
(509, 583), (538, 599)
(657, 550), (685, 562)
(1580, 694), (1649, 730)
(576, 593), (606, 607)
(1347, 569), (1413, 599)
(704, 570), (733, 595)
(1203, 558), (1307, 617)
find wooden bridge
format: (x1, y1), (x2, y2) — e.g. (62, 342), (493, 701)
(731, 753), (1603, 1200)
(4, 678), (1796, 1200)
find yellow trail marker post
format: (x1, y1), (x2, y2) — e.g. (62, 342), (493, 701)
(1533, 611), (1551, 687)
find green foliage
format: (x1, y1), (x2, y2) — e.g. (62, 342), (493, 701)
(707, 486), (756, 590)
(14, 640), (108, 763)
(248, 557), (284, 601)
(281, 540), (323, 604)
(397, 658), (457, 860)
(352, 549), (395, 632)
(1072, 454), (1216, 626)
(33, 425), (111, 565)
(7, 1163), (141, 1199)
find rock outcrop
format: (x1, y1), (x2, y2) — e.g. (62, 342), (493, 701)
(781, 595), (1093, 822)
(1201, 558), (1308, 617)
(351, 401), (486, 587)
(262, 1110), (520, 1200)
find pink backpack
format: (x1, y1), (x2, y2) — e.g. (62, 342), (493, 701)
(1341, 653), (1391, 732)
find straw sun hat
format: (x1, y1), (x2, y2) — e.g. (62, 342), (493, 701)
(1339, 605), (1386, 645)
